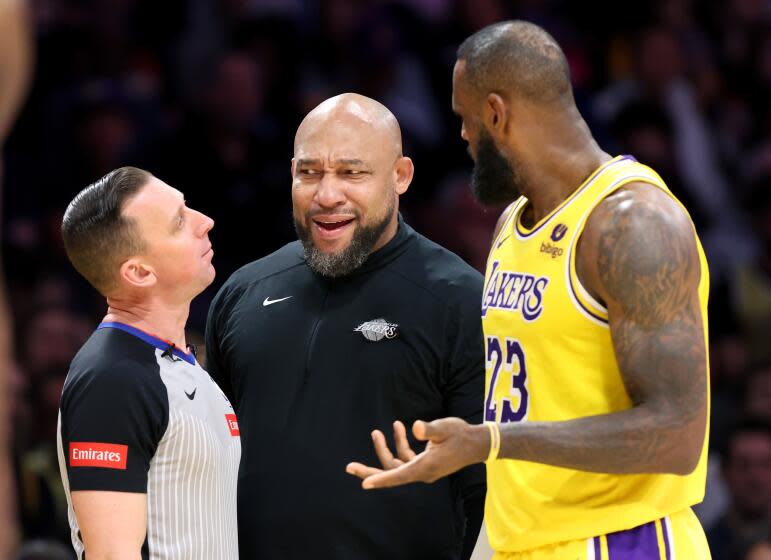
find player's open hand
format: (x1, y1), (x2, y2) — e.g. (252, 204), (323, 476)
(346, 417), (489, 489)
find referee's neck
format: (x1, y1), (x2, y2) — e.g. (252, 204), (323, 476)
(104, 298), (190, 350)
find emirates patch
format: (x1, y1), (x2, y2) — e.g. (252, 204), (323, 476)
(225, 414), (240, 436)
(69, 442), (128, 469)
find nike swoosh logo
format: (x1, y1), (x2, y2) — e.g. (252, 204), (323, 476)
(496, 234), (511, 248)
(263, 296), (292, 306)
(185, 388), (196, 400)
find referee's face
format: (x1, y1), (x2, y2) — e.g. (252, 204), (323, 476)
(121, 177), (215, 300)
(291, 115), (412, 259)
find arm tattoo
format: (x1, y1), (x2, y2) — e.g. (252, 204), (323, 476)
(499, 186), (708, 474)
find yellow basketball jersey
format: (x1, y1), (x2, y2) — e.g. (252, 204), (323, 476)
(482, 155), (710, 553)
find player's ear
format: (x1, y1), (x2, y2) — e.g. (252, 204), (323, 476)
(394, 156), (414, 196)
(485, 93), (508, 138)
(119, 258), (157, 289)
(290, 158), (295, 178)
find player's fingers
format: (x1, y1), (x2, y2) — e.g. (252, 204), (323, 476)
(361, 457), (427, 489)
(412, 420), (434, 441)
(372, 429), (399, 468)
(346, 462), (383, 480)
(413, 418), (457, 441)
(393, 421), (416, 462)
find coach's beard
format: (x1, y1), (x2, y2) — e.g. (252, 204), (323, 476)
(294, 200), (394, 278)
(471, 130), (524, 206)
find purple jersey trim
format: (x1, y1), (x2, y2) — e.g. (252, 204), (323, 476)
(606, 520), (660, 559)
(567, 273), (610, 324)
(514, 155), (636, 239)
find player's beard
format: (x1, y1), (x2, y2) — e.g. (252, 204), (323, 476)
(294, 196), (395, 278)
(471, 130), (523, 206)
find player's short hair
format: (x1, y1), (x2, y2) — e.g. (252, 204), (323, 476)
(61, 166), (150, 295)
(457, 20), (573, 106)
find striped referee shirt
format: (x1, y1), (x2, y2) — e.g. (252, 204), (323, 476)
(56, 322), (240, 559)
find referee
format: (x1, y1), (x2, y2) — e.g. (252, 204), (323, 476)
(57, 167), (240, 559)
(206, 93), (486, 559)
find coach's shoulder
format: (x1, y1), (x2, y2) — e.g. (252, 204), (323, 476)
(398, 229), (484, 301)
(221, 241), (305, 291)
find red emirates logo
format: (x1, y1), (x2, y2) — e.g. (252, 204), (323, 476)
(69, 442), (128, 469)
(225, 414), (240, 436)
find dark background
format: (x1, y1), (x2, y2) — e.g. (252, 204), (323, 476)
(4, 0), (771, 558)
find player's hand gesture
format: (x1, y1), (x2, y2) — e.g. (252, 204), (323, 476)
(346, 417), (489, 489)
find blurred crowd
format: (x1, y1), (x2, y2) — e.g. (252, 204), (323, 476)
(2, 0), (771, 558)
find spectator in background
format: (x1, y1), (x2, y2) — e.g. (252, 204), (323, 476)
(155, 49), (290, 279)
(0, 0), (33, 555)
(15, 538), (72, 560)
(16, 367), (71, 544)
(707, 420), (771, 559)
(14, 307), (82, 544)
(610, 101), (705, 230)
(744, 365), (771, 422)
(746, 539), (771, 560)
(18, 306), (91, 384)
(728, 177), (771, 365)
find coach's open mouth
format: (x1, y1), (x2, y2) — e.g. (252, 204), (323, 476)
(313, 217), (355, 231)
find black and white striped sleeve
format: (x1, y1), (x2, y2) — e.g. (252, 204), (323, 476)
(59, 358), (169, 493)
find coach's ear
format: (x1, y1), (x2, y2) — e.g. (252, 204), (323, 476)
(394, 156), (414, 196)
(119, 258), (157, 289)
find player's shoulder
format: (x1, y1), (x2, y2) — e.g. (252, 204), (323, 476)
(393, 225), (484, 301)
(579, 181), (700, 303)
(587, 181), (693, 242)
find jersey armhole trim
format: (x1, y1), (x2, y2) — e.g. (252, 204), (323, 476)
(566, 173), (669, 328)
(486, 199), (526, 265)
(514, 155), (635, 240)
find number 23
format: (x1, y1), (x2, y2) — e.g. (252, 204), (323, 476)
(484, 336), (529, 423)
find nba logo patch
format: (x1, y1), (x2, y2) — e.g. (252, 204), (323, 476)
(551, 223), (568, 242)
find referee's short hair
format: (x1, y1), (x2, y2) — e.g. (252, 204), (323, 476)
(61, 166), (150, 295)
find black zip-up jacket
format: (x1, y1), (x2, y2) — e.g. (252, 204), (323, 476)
(206, 218), (486, 559)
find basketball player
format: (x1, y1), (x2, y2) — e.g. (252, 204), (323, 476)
(348, 21), (712, 559)
(0, 0), (32, 555)
(57, 168), (240, 559)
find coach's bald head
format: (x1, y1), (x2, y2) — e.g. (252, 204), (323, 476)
(295, 93), (403, 161)
(291, 94), (413, 278)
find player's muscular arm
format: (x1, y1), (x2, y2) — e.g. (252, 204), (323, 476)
(72, 491), (147, 560)
(498, 184), (708, 474)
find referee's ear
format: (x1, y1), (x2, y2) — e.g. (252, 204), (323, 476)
(120, 258), (157, 290)
(394, 156), (414, 196)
